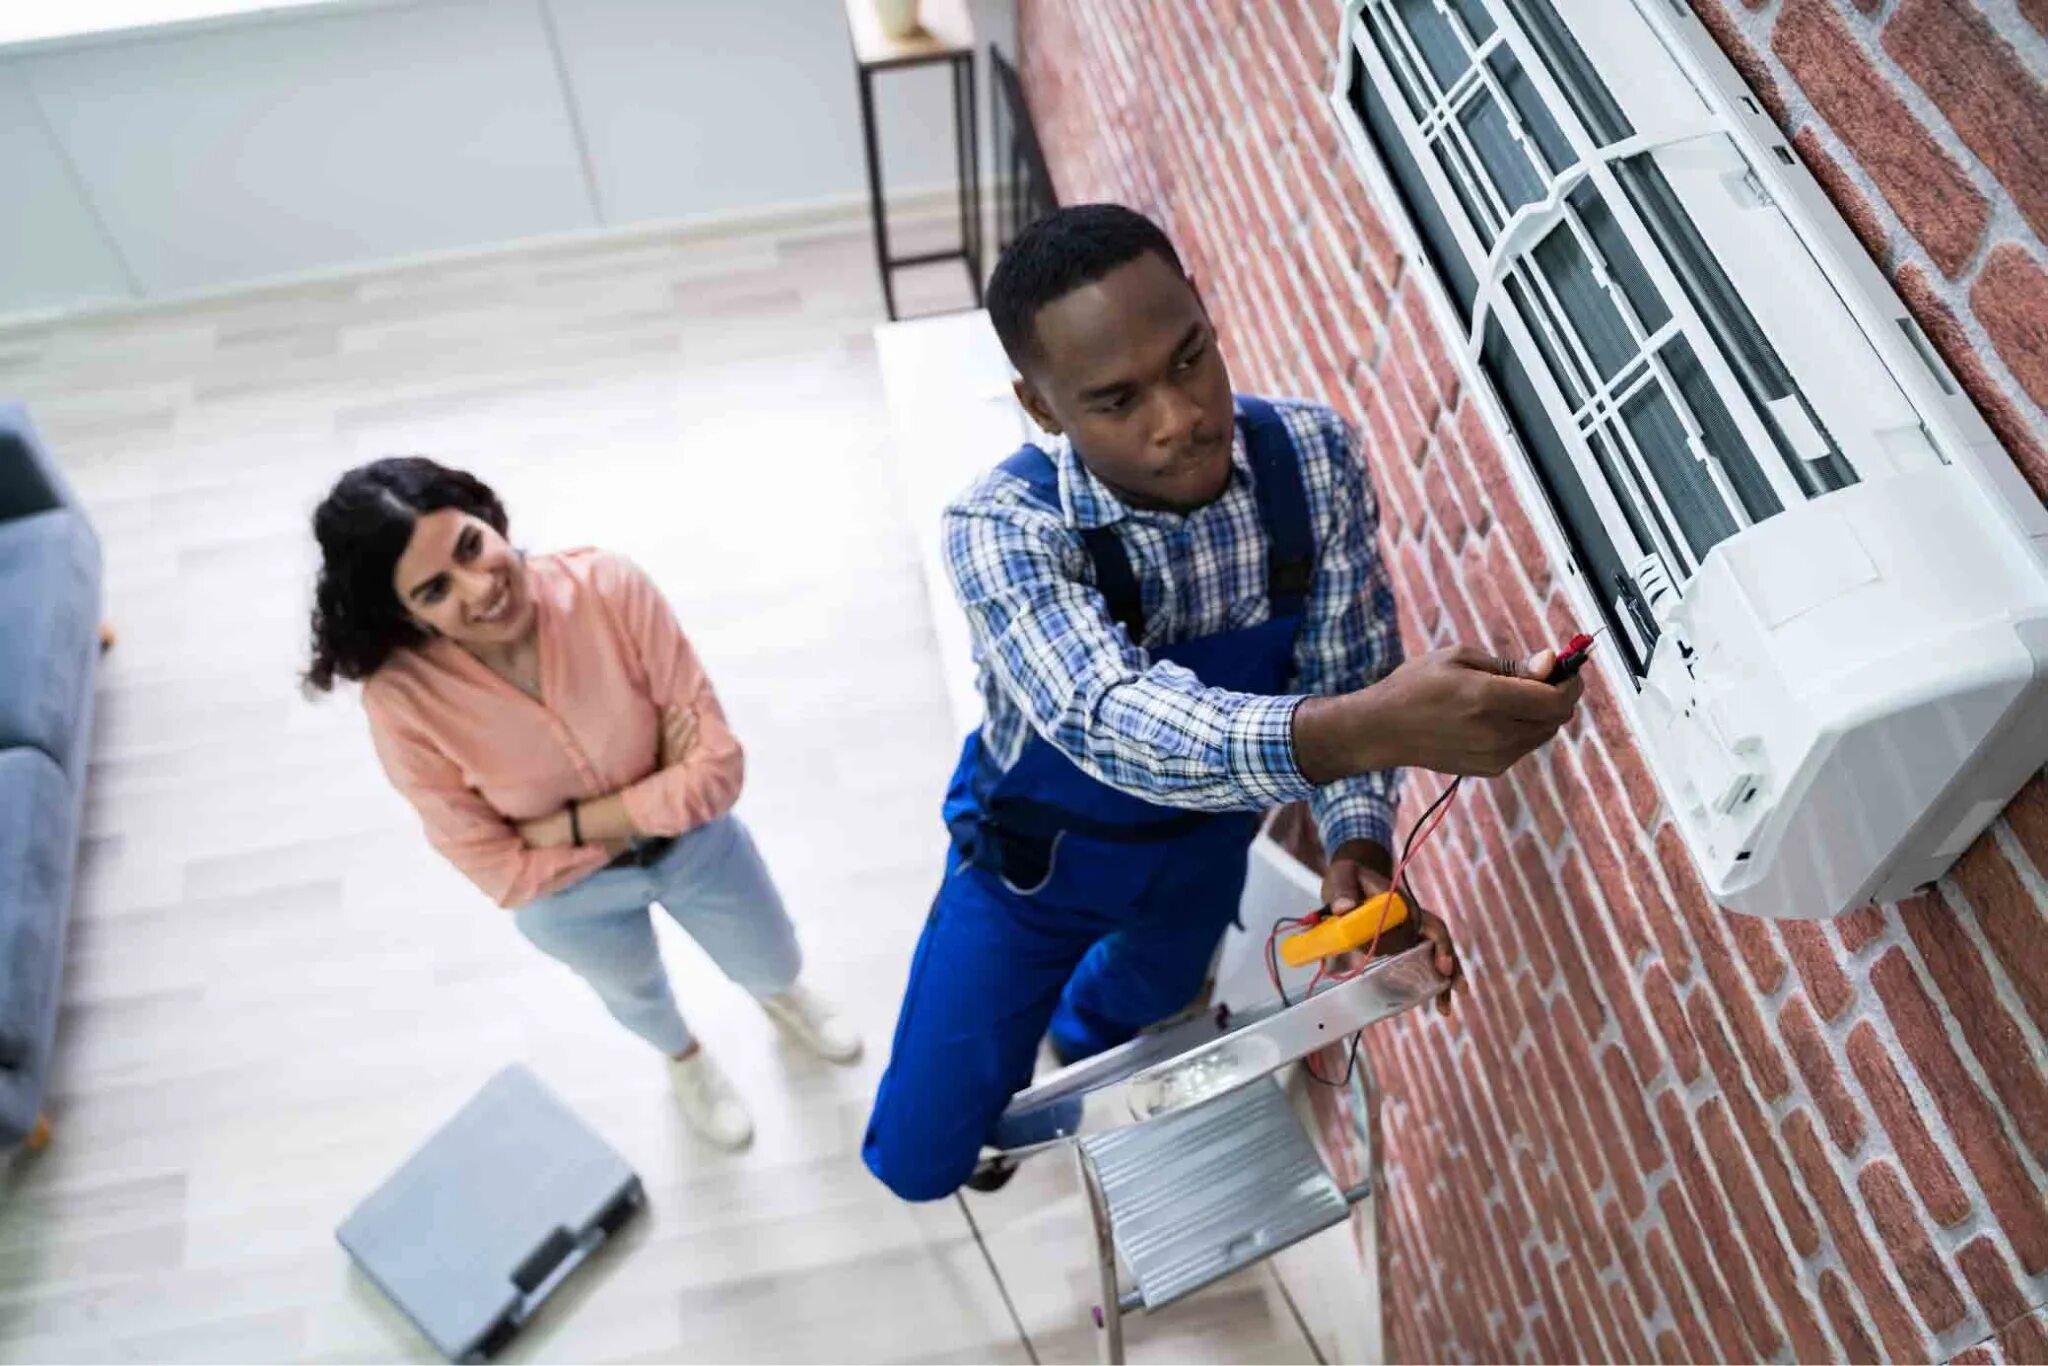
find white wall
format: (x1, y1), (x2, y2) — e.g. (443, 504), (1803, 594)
(0, 65), (133, 314)
(0, 0), (1016, 318)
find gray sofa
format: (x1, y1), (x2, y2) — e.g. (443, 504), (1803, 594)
(0, 402), (101, 1150)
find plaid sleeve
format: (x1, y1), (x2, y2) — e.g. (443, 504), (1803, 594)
(944, 488), (1317, 812)
(1293, 409), (1404, 854)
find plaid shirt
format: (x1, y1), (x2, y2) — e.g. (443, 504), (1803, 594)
(943, 396), (1402, 855)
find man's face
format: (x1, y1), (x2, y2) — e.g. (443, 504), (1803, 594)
(1013, 252), (1236, 513)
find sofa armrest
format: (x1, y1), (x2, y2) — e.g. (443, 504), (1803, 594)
(0, 403), (78, 523)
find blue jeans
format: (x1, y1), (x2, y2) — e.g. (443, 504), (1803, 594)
(514, 813), (802, 1055)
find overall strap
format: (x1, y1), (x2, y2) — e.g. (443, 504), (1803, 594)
(1235, 397), (1316, 618)
(998, 444), (1144, 645)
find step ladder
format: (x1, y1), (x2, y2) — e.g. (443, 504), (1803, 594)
(993, 944), (1444, 1363)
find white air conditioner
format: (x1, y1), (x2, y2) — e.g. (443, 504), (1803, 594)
(1329, 0), (2048, 918)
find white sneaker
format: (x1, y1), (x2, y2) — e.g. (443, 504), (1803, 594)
(761, 982), (864, 1064)
(669, 1049), (753, 1149)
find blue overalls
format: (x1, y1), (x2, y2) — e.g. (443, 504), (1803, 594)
(862, 398), (1317, 1201)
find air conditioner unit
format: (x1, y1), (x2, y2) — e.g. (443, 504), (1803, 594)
(1329, 0), (2048, 919)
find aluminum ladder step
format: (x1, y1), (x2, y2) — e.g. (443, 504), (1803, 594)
(1079, 1075), (1347, 1311)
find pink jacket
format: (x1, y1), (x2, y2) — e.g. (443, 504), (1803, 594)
(363, 549), (742, 908)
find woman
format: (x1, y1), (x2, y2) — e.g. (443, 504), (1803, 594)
(305, 457), (858, 1149)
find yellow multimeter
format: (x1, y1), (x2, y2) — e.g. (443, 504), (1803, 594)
(1277, 890), (1411, 967)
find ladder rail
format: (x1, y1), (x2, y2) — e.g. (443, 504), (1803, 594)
(993, 944), (1444, 1157)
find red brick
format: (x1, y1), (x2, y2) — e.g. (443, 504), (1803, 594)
(1421, 450), (1468, 547)
(1845, 1021), (1975, 1228)
(1970, 245), (2048, 411)
(1543, 596), (1579, 660)
(1955, 1236), (2030, 1334)
(1401, 287), (1458, 408)
(1885, 0), (2048, 244)
(1602, 1045), (1664, 1180)
(2028, 0), (2048, 39)
(1479, 535), (1550, 658)
(1527, 1249), (1575, 1360)
(1691, 0), (1789, 124)
(1442, 1184), (1513, 1336)
(1532, 1115), (1616, 1283)
(1556, 1248), (1616, 1360)
(1723, 910), (1790, 995)
(1683, 990), (1823, 1257)
(1654, 1172), (1760, 1360)
(1552, 747), (1654, 965)
(1779, 994), (1866, 1153)
(1898, 889), (2048, 1164)
(1396, 540), (1441, 639)
(1696, 1099), (1835, 1361)
(1674, 897), (1795, 1099)
(1777, 918), (1857, 1021)
(1896, 263), (2048, 501)
(1791, 127), (1890, 264)
(1873, 948), (2048, 1271)
(1441, 426), (1493, 541)
(1578, 669), (1662, 829)
(1643, 826), (1702, 979)
(1518, 1148), (1559, 1245)
(1783, 1109), (1929, 1361)
(1835, 902), (1891, 953)
(1948, 1346), (1997, 1365)
(1858, 1162), (1969, 1333)
(1474, 772), (1520, 842)
(1469, 412), (1556, 591)
(1606, 1279), (1653, 1365)
(1425, 531), (1485, 652)
(1643, 961), (1701, 1083)
(1774, 0), (1990, 276)
(1950, 835), (2048, 1042)
(1536, 859), (1609, 1041)
(1605, 1197), (1655, 1315)
(1654, 1091), (1786, 1356)
(1515, 764), (1567, 849)
(2003, 774), (2048, 853)
(1646, 1223), (1720, 1365)
(1490, 1200), (1538, 1308)
(2000, 1306), (2048, 1364)
(1506, 837), (1562, 984)
(1818, 1269), (1884, 1366)
(1473, 864), (1527, 976)
(1541, 1001), (1638, 1225)
(1558, 850), (1665, 1085)
(1389, 322), (1446, 437)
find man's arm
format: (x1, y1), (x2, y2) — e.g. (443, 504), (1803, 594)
(948, 473), (1581, 812)
(946, 493), (1315, 811)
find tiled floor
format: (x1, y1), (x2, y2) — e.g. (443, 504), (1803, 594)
(0, 214), (1362, 1363)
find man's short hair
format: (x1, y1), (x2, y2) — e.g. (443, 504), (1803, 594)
(986, 204), (1187, 368)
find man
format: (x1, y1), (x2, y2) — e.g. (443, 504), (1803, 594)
(863, 205), (1580, 1201)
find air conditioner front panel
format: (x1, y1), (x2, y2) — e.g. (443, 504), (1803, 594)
(1329, 0), (2048, 917)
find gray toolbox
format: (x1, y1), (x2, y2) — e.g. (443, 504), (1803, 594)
(337, 1064), (644, 1362)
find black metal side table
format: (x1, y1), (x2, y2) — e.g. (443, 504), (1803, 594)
(843, 0), (983, 321)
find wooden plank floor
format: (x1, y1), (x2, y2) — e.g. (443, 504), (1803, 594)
(0, 215), (1337, 1364)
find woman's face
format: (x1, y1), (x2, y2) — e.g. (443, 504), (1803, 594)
(390, 508), (534, 647)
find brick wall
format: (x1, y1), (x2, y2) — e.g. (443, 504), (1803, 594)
(1016, 1), (2048, 1361)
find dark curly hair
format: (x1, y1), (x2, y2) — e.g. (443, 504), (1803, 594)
(304, 457), (509, 692)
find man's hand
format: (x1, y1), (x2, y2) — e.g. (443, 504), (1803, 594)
(657, 705), (700, 770)
(516, 808), (575, 850)
(1296, 646), (1582, 783)
(1323, 838), (1462, 1017)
